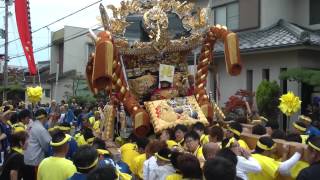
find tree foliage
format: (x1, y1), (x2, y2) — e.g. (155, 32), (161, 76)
(279, 68), (320, 86)
(256, 80), (281, 120)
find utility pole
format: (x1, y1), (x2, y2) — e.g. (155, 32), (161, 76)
(3, 0), (9, 100)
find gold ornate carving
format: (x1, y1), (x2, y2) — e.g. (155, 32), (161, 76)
(99, 0), (207, 55)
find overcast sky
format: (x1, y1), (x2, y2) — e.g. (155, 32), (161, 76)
(0, 0), (121, 66)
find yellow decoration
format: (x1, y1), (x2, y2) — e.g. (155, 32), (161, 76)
(26, 86), (43, 103)
(144, 96), (208, 133)
(278, 91), (301, 117)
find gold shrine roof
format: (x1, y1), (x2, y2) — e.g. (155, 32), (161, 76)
(99, 0), (208, 56)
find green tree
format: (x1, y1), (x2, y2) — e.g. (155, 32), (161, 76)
(279, 68), (320, 86)
(256, 80), (281, 121)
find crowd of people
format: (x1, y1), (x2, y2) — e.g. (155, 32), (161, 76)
(0, 99), (320, 180)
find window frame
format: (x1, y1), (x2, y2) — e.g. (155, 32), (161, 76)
(310, 0), (320, 25)
(213, 1), (240, 30)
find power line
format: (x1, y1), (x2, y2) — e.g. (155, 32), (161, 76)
(9, 25), (102, 60)
(0, 0), (102, 48)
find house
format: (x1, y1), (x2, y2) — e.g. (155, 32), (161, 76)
(206, 0), (320, 129)
(49, 26), (99, 102)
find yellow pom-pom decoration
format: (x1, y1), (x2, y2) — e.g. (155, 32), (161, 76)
(26, 86), (43, 103)
(278, 91), (301, 117)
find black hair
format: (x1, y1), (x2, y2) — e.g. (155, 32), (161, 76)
(177, 153), (202, 179)
(18, 109), (32, 121)
(157, 147), (172, 160)
(92, 138), (106, 150)
(221, 137), (234, 149)
(255, 136), (275, 154)
(174, 124), (188, 133)
(209, 126), (224, 142)
(35, 108), (47, 119)
(294, 121), (307, 131)
(87, 166), (117, 180)
(271, 129), (286, 140)
(184, 131), (200, 141)
(3, 105), (11, 112)
(51, 131), (68, 153)
(73, 145), (99, 174)
(10, 131), (27, 147)
(216, 148), (238, 165)
(229, 122), (242, 139)
(10, 113), (19, 124)
(83, 128), (94, 141)
(59, 122), (71, 128)
(266, 120), (279, 130)
(170, 151), (183, 170)
(203, 157), (236, 180)
(192, 122), (205, 132)
(128, 133), (138, 142)
(286, 133), (302, 143)
(136, 137), (149, 150)
(252, 124), (267, 135)
(307, 136), (320, 152)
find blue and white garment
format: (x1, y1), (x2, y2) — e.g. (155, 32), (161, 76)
(99, 157), (131, 174)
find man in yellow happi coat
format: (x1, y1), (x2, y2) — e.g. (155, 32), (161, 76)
(248, 136), (302, 180)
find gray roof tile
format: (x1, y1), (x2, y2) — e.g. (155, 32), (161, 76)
(214, 19), (320, 53)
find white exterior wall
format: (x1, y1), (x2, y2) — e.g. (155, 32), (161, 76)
(260, 0), (320, 30)
(260, 0), (295, 28)
(63, 26), (93, 75)
(51, 78), (74, 102)
(213, 51), (300, 105)
(50, 45), (59, 74)
(293, 0), (320, 30)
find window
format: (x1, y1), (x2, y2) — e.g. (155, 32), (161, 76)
(88, 44), (95, 56)
(214, 3), (239, 30)
(246, 70), (253, 92)
(262, 69), (270, 81)
(280, 68), (287, 130)
(310, 0), (320, 25)
(280, 68), (287, 94)
(44, 89), (50, 98)
(58, 43), (64, 75)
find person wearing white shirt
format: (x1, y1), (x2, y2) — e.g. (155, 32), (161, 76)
(143, 148), (175, 180)
(222, 137), (262, 180)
